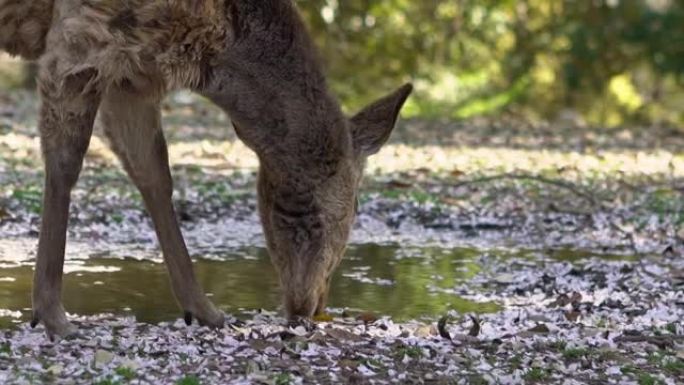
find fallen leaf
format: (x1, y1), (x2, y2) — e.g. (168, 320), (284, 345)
(356, 312), (379, 324)
(386, 180), (413, 189)
(46, 364), (63, 376)
(326, 328), (363, 342)
(569, 292), (582, 304)
(94, 349), (114, 367)
(564, 311), (581, 322)
(450, 169), (465, 178)
(414, 324), (437, 338)
(551, 292), (582, 307)
(264, 330), (294, 342)
(290, 325), (308, 336)
(249, 339), (280, 352)
(338, 359), (359, 369)
(528, 315), (553, 323)
(439, 197), (463, 207)
(527, 324), (550, 334)
(120, 358), (140, 371)
(676, 349), (684, 360)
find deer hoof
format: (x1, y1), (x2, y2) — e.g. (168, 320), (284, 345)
(183, 309), (225, 328)
(30, 313), (78, 342)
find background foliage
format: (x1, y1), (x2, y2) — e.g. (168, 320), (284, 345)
(1, 0), (682, 127)
(296, 0), (684, 127)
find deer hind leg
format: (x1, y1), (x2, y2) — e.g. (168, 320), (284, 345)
(98, 87), (224, 328)
(32, 62), (101, 339)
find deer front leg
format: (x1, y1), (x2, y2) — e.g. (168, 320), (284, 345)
(32, 70), (100, 339)
(99, 88), (224, 328)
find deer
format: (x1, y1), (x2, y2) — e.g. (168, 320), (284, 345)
(0, 0), (412, 339)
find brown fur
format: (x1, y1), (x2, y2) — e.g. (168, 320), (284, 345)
(2, 0), (411, 337)
(0, 0), (54, 59)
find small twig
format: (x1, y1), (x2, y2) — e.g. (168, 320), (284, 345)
(448, 172), (601, 207)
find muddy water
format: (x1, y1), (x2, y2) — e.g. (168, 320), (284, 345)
(0, 244), (510, 326)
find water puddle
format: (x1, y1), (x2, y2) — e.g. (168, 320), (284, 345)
(0, 244), (631, 327)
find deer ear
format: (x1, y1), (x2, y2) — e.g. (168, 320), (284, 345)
(351, 83), (413, 157)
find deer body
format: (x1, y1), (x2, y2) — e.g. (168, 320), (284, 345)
(0, 0), (411, 338)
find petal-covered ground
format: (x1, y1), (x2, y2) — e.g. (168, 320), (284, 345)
(1, 90), (683, 384)
(1, 252), (683, 384)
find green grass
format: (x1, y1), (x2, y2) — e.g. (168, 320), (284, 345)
(375, 188), (440, 205)
(508, 354), (523, 370)
(273, 373), (293, 385)
(114, 366), (136, 381)
(11, 185), (42, 214)
(637, 373), (664, 385)
(549, 340), (567, 351)
(645, 188), (684, 224)
(660, 355), (684, 375)
(664, 322), (678, 334)
(523, 367), (550, 383)
(467, 374), (489, 385)
(647, 351), (684, 375)
(562, 347), (589, 361)
(595, 349), (624, 363)
(176, 375), (201, 385)
(621, 365), (666, 385)
(395, 345), (423, 359)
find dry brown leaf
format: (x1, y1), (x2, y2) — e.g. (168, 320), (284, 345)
(450, 169), (465, 178)
(356, 312), (379, 324)
(527, 324), (550, 334)
(386, 180), (413, 189)
(565, 311), (581, 322)
(439, 197), (463, 207)
(569, 292), (583, 304)
(551, 292), (582, 307)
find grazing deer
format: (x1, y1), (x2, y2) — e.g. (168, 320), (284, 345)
(0, 0), (412, 338)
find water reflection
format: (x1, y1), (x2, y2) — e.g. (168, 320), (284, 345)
(0, 245), (502, 326)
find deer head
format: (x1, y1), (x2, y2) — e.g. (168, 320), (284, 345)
(256, 84), (412, 318)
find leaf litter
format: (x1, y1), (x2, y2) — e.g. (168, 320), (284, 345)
(0, 249), (681, 384)
(0, 91), (683, 383)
